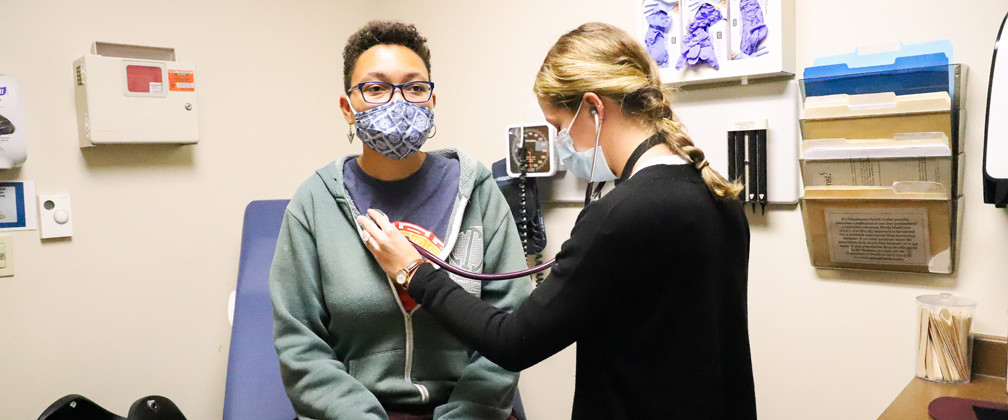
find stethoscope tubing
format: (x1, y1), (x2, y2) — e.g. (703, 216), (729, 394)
(401, 131), (656, 282)
(410, 242), (555, 281)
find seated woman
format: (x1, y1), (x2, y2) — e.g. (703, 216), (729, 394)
(269, 21), (532, 420)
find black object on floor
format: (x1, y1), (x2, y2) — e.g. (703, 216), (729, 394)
(37, 394), (124, 420)
(127, 396), (187, 420)
(38, 394), (187, 420)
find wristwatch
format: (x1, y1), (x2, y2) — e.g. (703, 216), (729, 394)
(395, 258), (427, 288)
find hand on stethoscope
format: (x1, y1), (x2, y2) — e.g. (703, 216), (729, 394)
(357, 209), (424, 280)
(359, 208), (554, 282)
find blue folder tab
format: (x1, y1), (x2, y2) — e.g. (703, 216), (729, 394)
(809, 40), (952, 69)
(804, 52), (950, 80)
(801, 40), (954, 98)
(802, 62), (954, 98)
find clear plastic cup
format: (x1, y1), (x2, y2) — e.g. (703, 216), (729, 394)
(915, 293), (975, 384)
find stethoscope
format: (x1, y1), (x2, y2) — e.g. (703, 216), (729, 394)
(375, 111), (666, 281)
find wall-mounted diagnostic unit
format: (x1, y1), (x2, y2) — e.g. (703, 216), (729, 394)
(727, 120), (768, 213)
(74, 42), (198, 147)
(0, 75), (27, 168)
(505, 124), (556, 178)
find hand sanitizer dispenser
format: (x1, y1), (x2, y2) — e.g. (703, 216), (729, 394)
(0, 75), (27, 168)
(984, 12), (1008, 206)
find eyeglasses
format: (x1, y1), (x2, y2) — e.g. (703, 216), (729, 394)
(347, 81), (435, 104)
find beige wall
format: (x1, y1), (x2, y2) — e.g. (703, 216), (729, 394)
(1, 1), (1007, 419)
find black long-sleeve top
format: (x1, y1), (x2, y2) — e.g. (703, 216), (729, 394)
(408, 164), (757, 420)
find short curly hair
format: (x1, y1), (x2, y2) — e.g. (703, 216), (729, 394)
(342, 21), (432, 91)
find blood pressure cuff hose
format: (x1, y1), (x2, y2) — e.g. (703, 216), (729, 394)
(491, 159), (547, 255)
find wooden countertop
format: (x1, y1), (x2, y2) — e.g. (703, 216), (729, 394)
(879, 376), (1008, 419)
(879, 334), (1007, 419)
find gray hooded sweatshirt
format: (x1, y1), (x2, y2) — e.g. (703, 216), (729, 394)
(270, 149), (533, 419)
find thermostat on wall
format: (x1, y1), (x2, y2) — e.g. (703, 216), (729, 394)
(38, 193), (72, 239)
(73, 41), (199, 147)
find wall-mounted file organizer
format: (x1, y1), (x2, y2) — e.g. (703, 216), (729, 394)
(800, 136), (964, 196)
(797, 63), (966, 274)
(801, 183), (963, 274)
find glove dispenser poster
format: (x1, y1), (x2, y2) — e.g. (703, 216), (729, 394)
(640, 0), (795, 86)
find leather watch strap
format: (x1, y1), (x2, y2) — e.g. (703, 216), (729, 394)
(396, 258), (427, 288)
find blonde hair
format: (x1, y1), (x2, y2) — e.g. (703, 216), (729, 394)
(533, 22), (742, 199)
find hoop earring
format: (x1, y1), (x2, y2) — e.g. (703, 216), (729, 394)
(427, 124), (437, 139)
(347, 126), (355, 144)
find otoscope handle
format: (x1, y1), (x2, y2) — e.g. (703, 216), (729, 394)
(409, 242), (555, 281)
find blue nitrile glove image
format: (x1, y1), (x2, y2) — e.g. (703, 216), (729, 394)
(676, 3), (723, 70)
(645, 10), (671, 66)
(740, 0), (767, 56)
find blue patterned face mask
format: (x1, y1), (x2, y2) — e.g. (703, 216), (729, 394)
(349, 100), (434, 160)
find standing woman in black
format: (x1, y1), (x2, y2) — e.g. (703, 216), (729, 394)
(358, 22), (757, 420)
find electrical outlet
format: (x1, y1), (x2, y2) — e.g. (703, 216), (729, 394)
(0, 233), (13, 277)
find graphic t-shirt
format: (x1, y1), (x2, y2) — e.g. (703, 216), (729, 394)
(343, 154), (460, 310)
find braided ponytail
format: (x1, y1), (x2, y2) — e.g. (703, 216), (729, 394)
(652, 88), (743, 199)
(534, 22), (742, 199)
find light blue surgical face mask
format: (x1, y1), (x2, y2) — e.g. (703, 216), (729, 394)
(554, 102), (617, 182)
(348, 100), (434, 160)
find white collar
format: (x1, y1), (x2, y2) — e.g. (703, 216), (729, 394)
(630, 155), (689, 178)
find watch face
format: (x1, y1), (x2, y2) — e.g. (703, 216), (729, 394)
(395, 272), (407, 285)
(509, 125), (552, 174)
